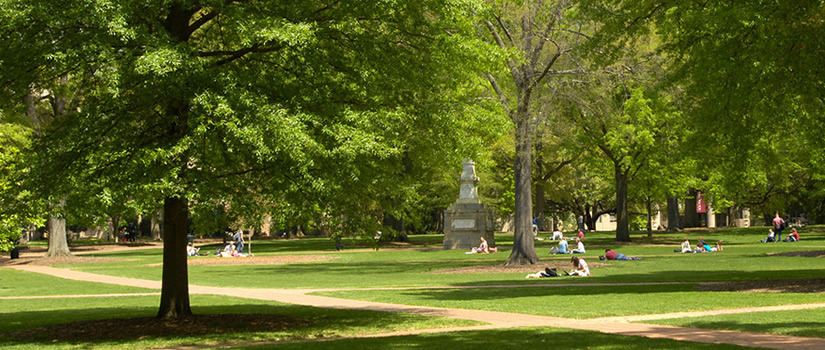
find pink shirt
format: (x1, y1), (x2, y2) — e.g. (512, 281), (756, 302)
(773, 217), (784, 227)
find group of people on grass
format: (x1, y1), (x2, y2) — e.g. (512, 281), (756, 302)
(761, 227), (800, 242)
(677, 236), (723, 253)
(761, 214), (800, 242)
(549, 237), (586, 254)
(187, 229), (248, 258)
(526, 256), (591, 278)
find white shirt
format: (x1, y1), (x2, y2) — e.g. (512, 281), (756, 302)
(578, 259), (590, 276)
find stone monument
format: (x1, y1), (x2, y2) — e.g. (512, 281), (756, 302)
(443, 160), (495, 249)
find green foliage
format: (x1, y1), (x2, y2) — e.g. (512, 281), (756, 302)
(0, 119), (41, 250)
(0, 0), (506, 236)
(588, 0), (825, 221)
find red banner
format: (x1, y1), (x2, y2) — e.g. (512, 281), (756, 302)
(696, 192), (707, 213)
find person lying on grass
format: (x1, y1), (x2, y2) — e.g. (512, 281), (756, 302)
(568, 256), (590, 276)
(526, 267), (560, 278)
(601, 249), (641, 260)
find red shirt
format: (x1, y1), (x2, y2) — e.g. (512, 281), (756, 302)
(605, 250), (617, 260)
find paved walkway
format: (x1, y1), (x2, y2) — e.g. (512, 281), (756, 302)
(7, 265), (825, 349)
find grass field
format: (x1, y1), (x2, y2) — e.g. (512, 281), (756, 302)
(1, 225), (823, 348)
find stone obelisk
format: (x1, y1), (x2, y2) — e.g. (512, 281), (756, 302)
(443, 160), (494, 249)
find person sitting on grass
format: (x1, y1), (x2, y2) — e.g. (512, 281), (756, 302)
(467, 237), (497, 254)
(219, 241), (235, 257)
(761, 229), (776, 243)
(680, 237), (692, 253)
(571, 237), (586, 254)
(568, 256), (590, 276)
(526, 267), (560, 278)
(186, 243), (200, 257)
(783, 228), (800, 242)
(603, 249), (641, 260)
(556, 237), (571, 254)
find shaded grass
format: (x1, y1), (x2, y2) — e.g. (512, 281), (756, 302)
(315, 284), (825, 319)
(0, 294), (481, 350)
(243, 327), (751, 350)
(645, 308), (825, 339)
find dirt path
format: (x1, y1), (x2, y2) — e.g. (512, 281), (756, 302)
(7, 265), (825, 349)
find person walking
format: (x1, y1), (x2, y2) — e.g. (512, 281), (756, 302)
(234, 230), (245, 253)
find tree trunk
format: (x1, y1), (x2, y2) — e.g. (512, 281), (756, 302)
(615, 165), (631, 242)
(506, 111), (540, 265)
(535, 139), (547, 231)
(110, 215), (122, 242)
(151, 210), (163, 241)
(667, 196), (681, 231)
(247, 228), (254, 255)
(684, 189), (700, 228)
(584, 204), (596, 231)
(45, 214), (71, 257)
(156, 196), (192, 319)
(646, 198), (653, 238)
(384, 211), (410, 242)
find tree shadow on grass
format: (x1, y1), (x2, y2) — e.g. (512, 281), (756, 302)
(410, 268), (825, 301)
(655, 320), (825, 339)
(249, 327), (751, 350)
(0, 303), (462, 347)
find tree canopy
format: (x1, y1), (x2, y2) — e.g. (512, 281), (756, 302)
(0, 0), (502, 316)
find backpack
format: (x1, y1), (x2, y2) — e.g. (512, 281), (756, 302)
(544, 268), (559, 277)
(549, 246), (559, 255)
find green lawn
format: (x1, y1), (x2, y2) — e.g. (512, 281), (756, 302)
(243, 327), (751, 349)
(2, 225), (824, 348)
(315, 284), (825, 319)
(646, 308), (825, 339)
(61, 227), (825, 290)
(0, 268), (156, 297)
(0, 294), (481, 349)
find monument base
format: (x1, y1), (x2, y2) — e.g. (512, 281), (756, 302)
(443, 202), (494, 250)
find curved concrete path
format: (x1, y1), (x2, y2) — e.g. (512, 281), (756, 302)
(7, 264), (825, 350)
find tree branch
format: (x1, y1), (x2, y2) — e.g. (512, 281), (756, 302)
(199, 43), (284, 65)
(528, 50), (560, 91)
(485, 73), (510, 110)
(494, 14), (515, 47)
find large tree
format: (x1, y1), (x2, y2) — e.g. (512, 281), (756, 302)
(482, 0), (588, 265)
(2, 0), (496, 318)
(591, 1), (825, 220)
